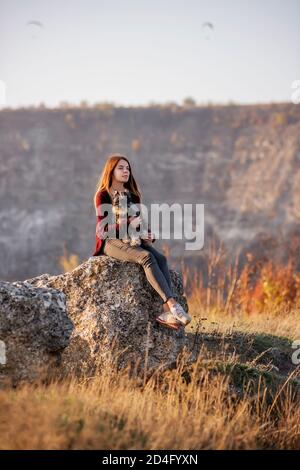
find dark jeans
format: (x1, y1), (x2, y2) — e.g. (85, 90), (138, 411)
(102, 238), (174, 303)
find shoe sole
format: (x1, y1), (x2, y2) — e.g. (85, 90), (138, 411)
(171, 314), (192, 326)
(156, 317), (182, 330)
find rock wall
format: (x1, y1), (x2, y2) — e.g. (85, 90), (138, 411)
(1, 103), (300, 281)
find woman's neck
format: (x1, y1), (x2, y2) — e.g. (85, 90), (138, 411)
(108, 184), (128, 200)
(109, 183), (126, 193)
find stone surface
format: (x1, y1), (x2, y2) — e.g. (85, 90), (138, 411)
(15, 255), (190, 382)
(0, 280), (73, 386)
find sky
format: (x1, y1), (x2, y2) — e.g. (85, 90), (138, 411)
(0, 0), (299, 108)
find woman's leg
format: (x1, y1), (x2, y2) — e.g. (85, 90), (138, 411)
(140, 241), (173, 291)
(140, 241), (175, 312)
(102, 238), (173, 304)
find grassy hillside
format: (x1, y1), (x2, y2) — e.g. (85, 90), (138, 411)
(1, 254), (299, 450)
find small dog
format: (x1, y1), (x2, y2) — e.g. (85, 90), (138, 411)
(111, 189), (142, 246)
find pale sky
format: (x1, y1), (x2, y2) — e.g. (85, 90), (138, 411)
(0, 0), (299, 108)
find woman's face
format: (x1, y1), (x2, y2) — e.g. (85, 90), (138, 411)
(112, 159), (130, 183)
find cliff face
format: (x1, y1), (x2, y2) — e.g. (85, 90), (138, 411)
(0, 102), (300, 281)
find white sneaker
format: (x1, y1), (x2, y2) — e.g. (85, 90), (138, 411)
(169, 303), (192, 326)
(156, 311), (182, 330)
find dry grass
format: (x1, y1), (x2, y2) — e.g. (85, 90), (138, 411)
(0, 343), (299, 450)
(1, 239), (300, 450)
(58, 242), (80, 272)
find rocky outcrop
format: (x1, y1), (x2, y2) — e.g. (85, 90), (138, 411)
(1, 256), (190, 386)
(26, 256), (189, 380)
(0, 281), (73, 386)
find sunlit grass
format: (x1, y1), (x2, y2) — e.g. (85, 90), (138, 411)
(1, 238), (300, 449)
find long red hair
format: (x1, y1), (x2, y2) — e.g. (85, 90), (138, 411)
(93, 154), (142, 211)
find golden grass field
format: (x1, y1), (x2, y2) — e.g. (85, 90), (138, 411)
(1, 241), (300, 450)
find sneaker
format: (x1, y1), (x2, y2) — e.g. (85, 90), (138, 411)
(156, 311), (182, 330)
(169, 303), (192, 326)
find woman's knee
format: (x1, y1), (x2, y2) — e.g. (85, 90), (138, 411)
(138, 251), (156, 266)
(146, 246), (167, 264)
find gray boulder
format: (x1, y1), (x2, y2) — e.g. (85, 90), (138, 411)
(25, 255), (190, 380)
(0, 280), (73, 387)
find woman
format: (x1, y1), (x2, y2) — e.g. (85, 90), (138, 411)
(93, 153), (191, 330)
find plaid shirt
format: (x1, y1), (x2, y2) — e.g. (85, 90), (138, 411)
(92, 190), (155, 256)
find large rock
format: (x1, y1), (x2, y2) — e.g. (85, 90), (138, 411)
(0, 281), (73, 387)
(25, 255), (190, 380)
